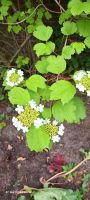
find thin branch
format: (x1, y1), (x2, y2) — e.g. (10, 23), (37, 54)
(40, 0), (61, 13)
(63, 157), (87, 177)
(64, 36), (68, 46)
(54, 0), (65, 12)
(9, 35), (30, 64)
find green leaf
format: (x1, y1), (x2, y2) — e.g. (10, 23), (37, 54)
(80, 148), (90, 160)
(71, 42), (85, 54)
(33, 42), (55, 57)
(62, 45), (75, 59)
(35, 19), (43, 27)
(0, 122), (6, 131)
(50, 80), (76, 104)
(68, 0), (84, 16)
(17, 196), (26, 200)
(42, 108), (51, 119)
(61, 21), (77, 35)
(16, 56), (30, 68)
(12, 25), (22, 34)
(52, 96), (86, 123)
(76, 19), (90, 37)
(0, 89), (4, 101)
(27, 24), (35, 33)
(35, 57), (48, 74)
(29, 90), (40, 104)
(0, 113), (5, 121)
(59, 9), (72, 25)
(52, 100), (76, 123)
(1, 0), (12, 7)
(26, 125), (51, 152)
(8, 87), (30, 105)
(83, 2), (90, 14)
(72, 96), (86, 123)
(33, 188), (77, 200)
(82, 173), (90, 194)
(38, 86), (50, 101)
(33, 25), (53, 41)
(47, 55), (66, 74)
(84, 36), (90, 48)
(26, 75), (46, 92)
(44, 11), (52, 20)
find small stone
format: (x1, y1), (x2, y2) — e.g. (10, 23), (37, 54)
(7, 144), (13, 150)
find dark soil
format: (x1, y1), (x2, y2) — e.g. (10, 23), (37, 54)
(0, 96), (90, 200)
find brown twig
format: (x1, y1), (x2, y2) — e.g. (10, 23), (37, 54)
(9, 35), (30, 64)
(40, 0), (61, 13)
(54, 0), (65, 12)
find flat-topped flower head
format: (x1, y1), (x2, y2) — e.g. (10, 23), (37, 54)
(44, 120), (65, 143)
(74, 70), (90, 95)
(12, 100), (44, 133)
(17, 105), (39, 129)
(6, 68), (24, 87)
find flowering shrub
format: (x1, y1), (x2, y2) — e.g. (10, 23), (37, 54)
(1, 0), (90, 152)
(12, 98), (65, 151)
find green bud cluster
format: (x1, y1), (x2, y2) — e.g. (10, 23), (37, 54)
(80, 75), (90, 91)
(10, 73), (20, 83)
(17, 105), (39, 127)
(44, 123), (58, 136)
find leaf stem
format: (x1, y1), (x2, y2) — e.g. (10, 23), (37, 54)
(46, 157), (88, 183)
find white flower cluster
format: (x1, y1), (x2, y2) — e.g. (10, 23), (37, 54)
(6, 68), (24, 87)
(12, 100), (65, 143)
(34, 118), (65, 143)
(73, 70), (90, 96)
(12, 100), (44, 133)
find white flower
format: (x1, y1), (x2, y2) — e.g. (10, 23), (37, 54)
(74, 71), (86, 81)
(21, 126), (28, 133)
(18, 70), (24, 76)
(76, 83), (86, 92)
(87, 90), (90, 96)
(12, 116), (28, 133)
(6, 68), (24, 87)
(15, 105), (24, 114)
(37, 104), (44, 112)
(12, 117), (23, 131)
(43, 119), (50, 124)
(6, 80), (15, 87)
(29, 100), (37, 109)
(58, 124), (64, 136)
(7, 68), (15, 76)
(52, 120), (58, 125)
(34, 118), (44, 128)
(52, 135), (60, 143)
